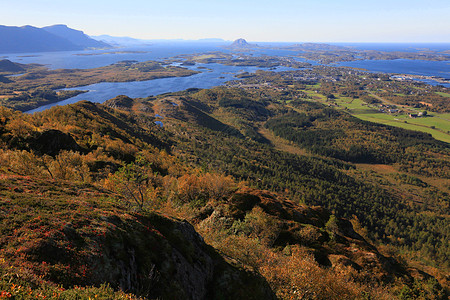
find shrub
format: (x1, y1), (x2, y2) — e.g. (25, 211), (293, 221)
(50, 151), (91, 182)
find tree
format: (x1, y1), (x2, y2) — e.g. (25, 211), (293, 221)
(108, 162), (151, 210)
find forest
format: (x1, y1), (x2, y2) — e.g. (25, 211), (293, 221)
(0, 66), (449, 299)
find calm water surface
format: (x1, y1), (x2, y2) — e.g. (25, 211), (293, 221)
(337, 59), (450, 81)
(4, 44), (227, 69)
(2, 43), (447, 113)
(26, 63), (295, 113)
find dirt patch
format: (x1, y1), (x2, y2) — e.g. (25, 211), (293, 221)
(356, 163), (397, 174)
(258, 127), (309, 156)
(419, 101), (433, 107)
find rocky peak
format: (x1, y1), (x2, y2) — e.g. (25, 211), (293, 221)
(232, 38), (249, 47)
(228, 38), (257, 49)
(103, 95), (134, 111)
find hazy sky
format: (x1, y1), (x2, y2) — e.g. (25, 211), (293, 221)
(1, 0), (449, 42)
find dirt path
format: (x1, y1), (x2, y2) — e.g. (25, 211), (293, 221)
(257, 127), (309, 157)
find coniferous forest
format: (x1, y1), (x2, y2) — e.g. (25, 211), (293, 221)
(1, 65), (449, 299)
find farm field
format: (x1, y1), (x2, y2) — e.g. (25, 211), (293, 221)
(304, 90), (450, 143)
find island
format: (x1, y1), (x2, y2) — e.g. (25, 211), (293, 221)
(0, 59), (199, 111)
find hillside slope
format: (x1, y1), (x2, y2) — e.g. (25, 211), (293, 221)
(146, 87), (449, 273)
(0, 98), (448, 299)
(0, 175), (274, 299)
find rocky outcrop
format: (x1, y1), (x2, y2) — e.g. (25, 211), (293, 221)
(31, 129), (83, 156)
(104, 95), (135, 111)
(1, 179), (275, 300)
(192, 188), (426, 285)
(227, 38), (258, 49)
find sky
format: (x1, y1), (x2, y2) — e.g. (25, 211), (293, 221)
(1, 0), (449, 43)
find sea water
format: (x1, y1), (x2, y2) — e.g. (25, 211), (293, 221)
(2, 43), (447, 112)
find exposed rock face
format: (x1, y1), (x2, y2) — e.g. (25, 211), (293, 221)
(31, 129), (82, 156)
(192, 188), (427, 285)
(168, 221), (215, 299)
(1, 182), (276, 300)
(87, 217), (221, 299)
(99, 215), (275, 299)
(2, 127), (83, 156)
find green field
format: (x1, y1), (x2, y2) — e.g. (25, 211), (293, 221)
(346, 106), (450, 144)
(303, 90), (450, 144)
(356, 114), (450, 143)
(436, 92), (450, 98)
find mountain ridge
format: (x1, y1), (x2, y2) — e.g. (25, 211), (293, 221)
(43, 24), (110, 49)
(91, 34), (229, 46)
(0, 24), (110, 54)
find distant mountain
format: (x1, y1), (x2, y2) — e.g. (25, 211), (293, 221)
(232, 38), (249, 47)
(91, 34), (151, 47)
(91, 35), (228, 46)
(227, 38), (258, 49)
(0, 25), (81, 53)
(43, 25), (110, 49)
(287, 43), (349, 51)
(0, 59), (25, 73)
(196, 38), (228, 43)
(0, 24), (111, 54)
